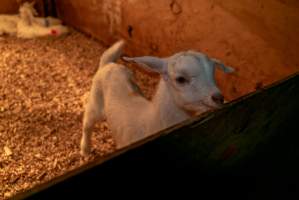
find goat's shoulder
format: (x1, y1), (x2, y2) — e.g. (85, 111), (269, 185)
(95, 63), (131, 83)
(101, 62), (129, 74)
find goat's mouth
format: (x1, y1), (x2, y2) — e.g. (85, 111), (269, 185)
(201, 102), (222, 109)
(205, 102), (225, 111)
(182, 101), (221, 117)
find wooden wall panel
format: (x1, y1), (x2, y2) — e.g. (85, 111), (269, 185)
(55, 0), (299, 101)
(0, 0), (19, 14)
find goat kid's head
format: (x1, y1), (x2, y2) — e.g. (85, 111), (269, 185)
(19, 2), (38, 26)
(123, 51), (234, 115)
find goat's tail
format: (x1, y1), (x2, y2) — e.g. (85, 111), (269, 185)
(99, 40), (125, 68)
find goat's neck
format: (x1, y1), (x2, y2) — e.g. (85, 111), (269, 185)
(152, 79), (189, 129)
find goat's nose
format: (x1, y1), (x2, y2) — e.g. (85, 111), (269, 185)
(211, 93), (224, 105)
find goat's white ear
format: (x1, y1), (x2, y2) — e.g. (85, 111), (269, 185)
(211, 58), (234, 73)
(123, 56), (167, 74)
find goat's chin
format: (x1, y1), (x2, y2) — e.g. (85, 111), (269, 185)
(182, 102), (221, 117)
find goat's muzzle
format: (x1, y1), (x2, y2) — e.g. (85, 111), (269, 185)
(211, 93), (224, 105)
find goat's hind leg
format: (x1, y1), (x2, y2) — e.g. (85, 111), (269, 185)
(80, 84), (105, 156)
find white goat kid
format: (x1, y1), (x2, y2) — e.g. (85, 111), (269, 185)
(0, 2), (68, 38)
(80, 40), (234, 156)
(17, 18), (68, 38)
(19, 2), (62, 27)
(17, 2), (68, 38)
(0, 2), (41, 36)
(0, 13), (19, 36)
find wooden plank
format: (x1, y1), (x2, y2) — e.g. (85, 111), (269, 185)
(55, 0), (299, 58)
(0, 0), (19, 14)
(14, 72), (299, 199)
(55, 0), (120, 43)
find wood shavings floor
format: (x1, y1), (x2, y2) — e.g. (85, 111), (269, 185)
(0, 30), (159, 199)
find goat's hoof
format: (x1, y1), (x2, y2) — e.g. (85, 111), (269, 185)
(80, 147), (91, 157)
(80, 141), (91, 156)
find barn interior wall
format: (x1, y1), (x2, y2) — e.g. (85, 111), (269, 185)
(55, 0), (299, 100)
(1, 0), (298, 100)
(0, 0), (19, 13)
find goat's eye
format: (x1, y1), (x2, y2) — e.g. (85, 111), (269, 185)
(175, 76), (188, 85)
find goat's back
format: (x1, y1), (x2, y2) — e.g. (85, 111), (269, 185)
(99, 63), (155, 147)
(0, 15), (19, 34)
